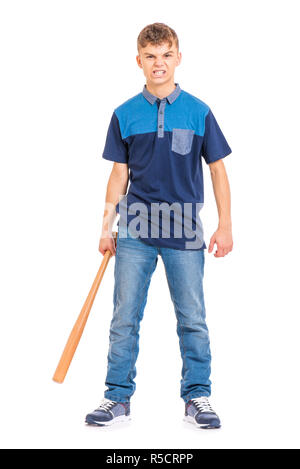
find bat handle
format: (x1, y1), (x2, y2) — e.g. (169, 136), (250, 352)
(112, 230), (118, 245)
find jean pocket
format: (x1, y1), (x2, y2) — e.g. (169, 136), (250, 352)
(171, 128), (195, 155)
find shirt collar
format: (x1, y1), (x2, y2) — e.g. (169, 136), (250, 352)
(142, 82), (181, 105)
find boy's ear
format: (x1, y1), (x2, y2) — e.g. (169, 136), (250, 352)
(176, 51), (182, 66)
(136, 54), (143, 68)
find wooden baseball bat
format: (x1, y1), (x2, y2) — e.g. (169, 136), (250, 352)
(52, 232), (117, 383)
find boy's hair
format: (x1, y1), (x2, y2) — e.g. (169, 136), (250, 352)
(137, 23), (179, 52)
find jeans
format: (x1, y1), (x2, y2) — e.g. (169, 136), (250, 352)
(104, 224), (212, 404)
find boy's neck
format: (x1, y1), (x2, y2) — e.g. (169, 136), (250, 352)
(145, 79), (176, 100)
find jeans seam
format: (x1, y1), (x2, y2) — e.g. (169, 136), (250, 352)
(126, 256), (157, 390)
(163, 267), (188, 396)
(176, 310), (187, 394)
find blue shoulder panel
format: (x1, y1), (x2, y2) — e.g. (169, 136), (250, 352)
(164, 91), (210, 137)
(115, 94), (157, 139)
(114, 90), (211, 139)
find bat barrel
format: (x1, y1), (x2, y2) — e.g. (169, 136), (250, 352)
(53, 232), (117, 383)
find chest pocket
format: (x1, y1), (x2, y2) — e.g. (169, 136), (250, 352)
(171, 128), (195, 155)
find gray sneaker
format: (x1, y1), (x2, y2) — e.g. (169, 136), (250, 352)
(85, 398), (131, 426)
(184, 397), (221, 429)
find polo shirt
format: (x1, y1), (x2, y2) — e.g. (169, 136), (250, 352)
(102, 83), (232, 250)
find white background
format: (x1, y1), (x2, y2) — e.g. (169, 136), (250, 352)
(0, 0), (299, 449)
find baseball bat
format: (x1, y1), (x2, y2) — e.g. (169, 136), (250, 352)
(52, 231), (117, 383)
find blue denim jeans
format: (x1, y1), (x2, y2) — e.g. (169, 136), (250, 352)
(104, 225), (212, 404)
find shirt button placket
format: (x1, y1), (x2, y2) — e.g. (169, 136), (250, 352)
(157, 98), (166, 138)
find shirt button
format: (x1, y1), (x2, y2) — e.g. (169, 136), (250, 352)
(160, 111), (163, 114)
(159, 125), (163, 128)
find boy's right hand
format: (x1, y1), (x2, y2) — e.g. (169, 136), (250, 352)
(99, 234), (116, 257)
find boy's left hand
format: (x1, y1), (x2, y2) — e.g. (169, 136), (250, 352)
(208, 228), (233, 257)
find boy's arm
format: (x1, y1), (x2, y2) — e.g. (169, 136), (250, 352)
(207, 159), (233, 257)
(99, 162), (129, 256)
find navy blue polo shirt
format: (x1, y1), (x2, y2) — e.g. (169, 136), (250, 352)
(102, 83), (232, 250)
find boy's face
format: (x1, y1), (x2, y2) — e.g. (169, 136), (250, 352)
(136, 42), (181, 86)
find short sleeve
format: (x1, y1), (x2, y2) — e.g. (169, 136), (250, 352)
(102, 111), (128, 163)
(201, 109), (232, 164)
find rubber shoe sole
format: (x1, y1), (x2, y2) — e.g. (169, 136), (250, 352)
(85, 414), (131, 426)
(183, 415), (221, 429)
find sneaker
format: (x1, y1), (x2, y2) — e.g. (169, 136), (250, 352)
(184, 396), (221, 429)
(85, 398), (131, 426)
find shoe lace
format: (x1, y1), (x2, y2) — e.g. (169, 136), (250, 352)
(191, 397), (215, 413)
(97, 398), (117, 412)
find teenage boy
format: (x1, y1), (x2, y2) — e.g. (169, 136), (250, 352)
(85, 23), (233, 429)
